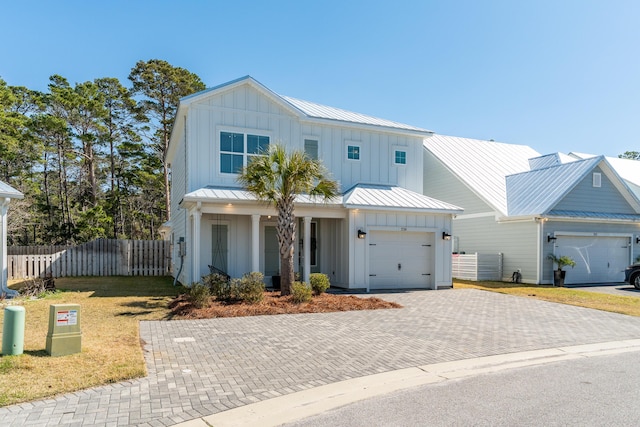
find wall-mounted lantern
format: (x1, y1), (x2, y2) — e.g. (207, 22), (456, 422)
(636, 236), (640, 244)
(442, 231), (451, 241)
(357, 229), (367, 239)
(547, 234), (557, 243)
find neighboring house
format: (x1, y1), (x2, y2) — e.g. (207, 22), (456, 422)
(423, 134), (640, 285)
(0, 181), (23, 297)
(166, 76), (462, 290)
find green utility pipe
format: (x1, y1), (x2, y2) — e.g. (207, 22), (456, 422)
(2, 306), (25, 355)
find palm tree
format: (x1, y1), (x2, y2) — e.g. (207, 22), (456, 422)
(238, 144), (339, 295)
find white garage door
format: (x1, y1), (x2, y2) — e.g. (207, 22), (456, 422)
(554, 235), (630, 284)
(369, 231), (434, 289)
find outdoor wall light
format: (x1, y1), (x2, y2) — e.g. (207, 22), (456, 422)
(442, 232), (451, 241)
(636, 236), (640, 244)
(357, 229), (367, 239)
(547, 234), (557, 243)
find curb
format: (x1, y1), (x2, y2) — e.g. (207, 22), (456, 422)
(173, 339), (640, 427)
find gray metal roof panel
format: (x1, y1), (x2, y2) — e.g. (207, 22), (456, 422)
(423, 134), (540, 215)
(281, 96), (432, 133)
(506, 157), (603, 216)
(0, 181), (23, 199)
(547, 210), (640, 221)
(343, 184), (463, 212)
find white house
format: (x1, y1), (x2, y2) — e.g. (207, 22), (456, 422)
(166, 76), (462, 290)
(423, 134), (640, 285)
(0, 181), (23, 297)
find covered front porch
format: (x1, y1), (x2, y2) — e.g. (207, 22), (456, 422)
(181, 186), (347, 287)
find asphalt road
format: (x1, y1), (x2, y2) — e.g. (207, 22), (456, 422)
(284, 350), (640, 427)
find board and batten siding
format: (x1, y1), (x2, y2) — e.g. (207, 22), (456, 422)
(453, 216), (539, 283)
(349, 210), (453, 289)
(186, 84), (425, 194)
(553, 167), (637, 214)
(423, 149), (492, 215)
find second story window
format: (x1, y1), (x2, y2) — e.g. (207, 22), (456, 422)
(220, 131), (270, 174)
(347, 145), (360, 160)
(394, 150), (407, 165)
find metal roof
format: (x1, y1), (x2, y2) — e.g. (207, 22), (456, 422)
(423, 134), (540, 215)
(281, 96), (432, 133)
(547, 210), (640, 221)
(182, 185), (461, 214)
(343, 184), (462, 213)
(0, 181), (23, 199)
(506, 156), (604, 216)
(182, 186), (342, 206)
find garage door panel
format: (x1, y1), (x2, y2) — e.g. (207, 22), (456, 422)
(555, 236), (630, 284)
(369, 231), (434, 289)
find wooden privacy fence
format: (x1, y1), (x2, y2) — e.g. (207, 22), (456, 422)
(8, 239), (171, 279)
(452, 253), (503, 281)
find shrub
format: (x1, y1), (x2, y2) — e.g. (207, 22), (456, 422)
(291, 281), (312, 304)
(309, 273), (330, 295)
(188, 283), (211, 308)
(236, 272), (265, 304)
(203, 273), (232, 301)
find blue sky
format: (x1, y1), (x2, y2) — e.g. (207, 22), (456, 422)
(2, 0), (639, 157)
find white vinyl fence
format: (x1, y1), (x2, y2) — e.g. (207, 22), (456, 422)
(8, 239), (171, 279)
(452, 253), (503, 281)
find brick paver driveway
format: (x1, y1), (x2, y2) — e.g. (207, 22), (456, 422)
(3, 289), (640, 426)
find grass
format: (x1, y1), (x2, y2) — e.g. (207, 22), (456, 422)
(454, 279), (640, 317)
(0, 276), (179, 407)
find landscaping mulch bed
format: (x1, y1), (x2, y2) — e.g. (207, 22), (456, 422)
(170, 291), (402, 319)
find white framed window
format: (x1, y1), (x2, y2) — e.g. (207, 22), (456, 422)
(394, 150), (407, 165)
(304, 139), (319, 160)
(346, 144), (360, 161)
(593, 172), (602, 188)
(219, 131), (270, 174)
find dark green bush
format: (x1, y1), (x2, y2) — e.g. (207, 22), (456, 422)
(291, 281), (312, 303)
(236, 272), (265, 304)
(203, 273), (232, 301)
(309, 273), (330, 295)
(188, 283), (211, 308)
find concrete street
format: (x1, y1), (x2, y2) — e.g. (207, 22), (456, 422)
(283, 349), (640, 427)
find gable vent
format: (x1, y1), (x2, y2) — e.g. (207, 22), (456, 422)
(593, 172), (602, 188)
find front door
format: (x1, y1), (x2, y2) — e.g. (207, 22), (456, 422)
(211, 225), (228, 274)
(264, 226), (279, 276)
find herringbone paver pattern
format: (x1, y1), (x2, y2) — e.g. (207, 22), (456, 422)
(3, 289), (640, 426)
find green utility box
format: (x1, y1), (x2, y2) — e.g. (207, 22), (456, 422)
(46, 304), (82, 357)
(2, 306), (25, 355)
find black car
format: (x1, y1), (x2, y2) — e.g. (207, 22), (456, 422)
(625, 264), (640, 289)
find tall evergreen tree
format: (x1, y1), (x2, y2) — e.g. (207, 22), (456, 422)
(128, 59), (205, 222)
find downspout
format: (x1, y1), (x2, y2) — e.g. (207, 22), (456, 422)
(537, 217), (545, 285)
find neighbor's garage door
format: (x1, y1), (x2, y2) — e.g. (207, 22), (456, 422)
(555, 235), (630, 284)
(369, 231), (434, 289)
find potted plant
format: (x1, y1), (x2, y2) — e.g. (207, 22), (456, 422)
(547, 254), (576, 287)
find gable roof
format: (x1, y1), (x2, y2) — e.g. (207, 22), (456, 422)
(0, 181), (23, 199)
(569, 152), (640, 189)
(506, 156), (640, 217)
(423, 134), (540, 215)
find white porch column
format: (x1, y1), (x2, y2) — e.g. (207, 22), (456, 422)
(303, 216), (311, 284)
(251, 214), (260, 273)
(191, 203), (202, 284)
(0, 198), (17, 297)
